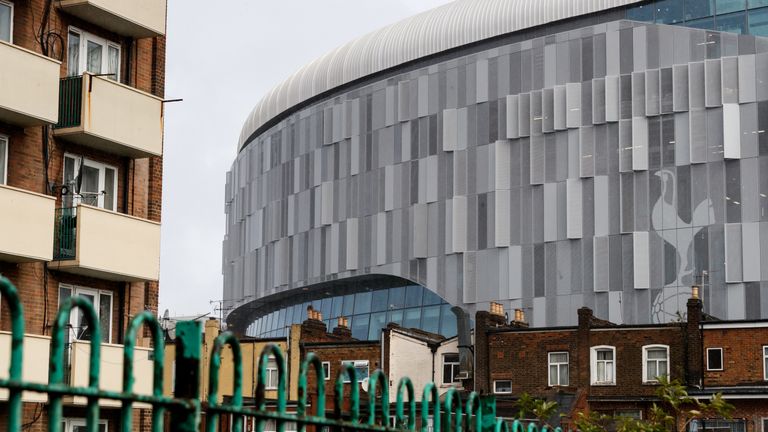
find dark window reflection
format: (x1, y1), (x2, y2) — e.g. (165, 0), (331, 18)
(354, 291), (372, 315)
(371, 290), (388, 312)
(405, 285), (423, 307)
(388, 286), (405, 309)
(716, 11), (747, 33)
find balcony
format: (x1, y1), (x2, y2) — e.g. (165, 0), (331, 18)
(50, 205), (161, 282)
(54, 74), (164, 159)
(0, 40), (60, 127)
(0, 332), (50, 403)
(65, 340), (154, 407)
(0, 185), (56, 262)
(58, 0), (166, 38)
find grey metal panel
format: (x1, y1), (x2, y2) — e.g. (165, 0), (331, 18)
(705, 59), (722, 108)
(739, 54), (756, 104)
(672, 64), (689, 112)
(725, 223), (743, 283)
(605, 75), (620, 122)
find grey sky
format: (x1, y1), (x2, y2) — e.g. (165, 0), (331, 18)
(159, 0), (453, 317)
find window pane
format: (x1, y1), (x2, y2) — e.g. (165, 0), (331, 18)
(439, 304), (457, 337)
(550, 352), (567, 363)
(648, 348), (667, 359)
(68, 32), (81, 76)
(353, 291), (372, 315)
(81, 165), (100, 206)
(687, 0), (716, 18)
(108, 46), (119, 80)
(422, 289), (442, 306)
(549, 365), (557, 385)
(750, 0), (768, 7)
(559, 364), (569, 385)
(99, 293), (111, 343)
(342, 294), (354, 316)
(388, 286), (405, 309)
(104, 167), (115, 211)
(0, 136), (6, 184)
(387, 309), (403, 326)
(421, 306), (440, 334)
(86, 40), (103, 74)
(717, 0), (747, 13)
(656, 0), (685, 23)
(402, 307), (421, 328)
(371, 290), (388, 312)
(331, 296), (343, 318)
(647, 362), (657, 380)
(716, 11), (747, 33)
(0, 2), (10, 43)
(350, 314), (369, 340)
(368, 312), (386, 340)
(405, 285), (423, 307)
(320, 298), (332, 319)
(627, 3), (654, 21)
(749, 8), (768, 35)
(686, 17), (716, 28)
(597, 362), (605, 380)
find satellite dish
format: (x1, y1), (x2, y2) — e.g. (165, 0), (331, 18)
(163, 309), (170, 320)
(360, 377), (370, 392)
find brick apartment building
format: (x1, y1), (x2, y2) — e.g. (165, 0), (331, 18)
(475, 293), (768, 432)
(0, 0), (167, 431)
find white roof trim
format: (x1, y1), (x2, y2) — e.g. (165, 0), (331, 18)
(239, 0), (644, 150)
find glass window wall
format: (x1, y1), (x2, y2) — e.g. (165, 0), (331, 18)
(245, 283), (460, 340)
(627, 0), (768, 36)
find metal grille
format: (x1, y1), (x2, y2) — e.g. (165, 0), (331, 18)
(54, 207), (77, 260)
(55, 76), (83, 129)
(0, 277), (548, 432)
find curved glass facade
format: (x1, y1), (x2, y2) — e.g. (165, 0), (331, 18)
(245, 284), (458, 341)
(627, 0), (768, 35)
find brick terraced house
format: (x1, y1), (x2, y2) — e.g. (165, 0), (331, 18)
(475, 292), (768, 432)
(0, 0), (167, 430)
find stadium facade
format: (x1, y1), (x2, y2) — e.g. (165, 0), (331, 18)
(224, 0), (768, 338)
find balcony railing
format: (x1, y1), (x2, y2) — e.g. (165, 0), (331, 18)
(56, 76), (83, 130)
(54, 207), (77, 261)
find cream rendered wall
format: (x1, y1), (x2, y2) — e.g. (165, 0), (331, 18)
(0, 332), (50, 402)
(387, 332), (434, 398)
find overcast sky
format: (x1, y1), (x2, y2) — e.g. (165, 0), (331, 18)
(159, 0), (454, 317)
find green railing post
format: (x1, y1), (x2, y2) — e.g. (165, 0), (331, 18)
(207, 332), (243, 432)
(0, 277), (24, 432)
(171, 320), (202, 432)
(480, 395), (497, 432)
(297, 352), (326, 432)
(122, 311), (166, 432)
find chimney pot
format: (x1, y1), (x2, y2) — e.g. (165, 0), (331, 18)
(691, 285), (700, 300)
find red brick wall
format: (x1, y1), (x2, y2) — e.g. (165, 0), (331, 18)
(704, 326), (768, 386)
(0, 0), (165, 429)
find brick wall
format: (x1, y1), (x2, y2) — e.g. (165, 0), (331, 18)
(704, 326), (768, 386)
(0, 0), (166, 430)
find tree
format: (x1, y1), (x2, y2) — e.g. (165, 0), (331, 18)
(515, 393), (559, 428)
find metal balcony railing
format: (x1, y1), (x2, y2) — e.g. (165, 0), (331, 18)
(55, 76), (83, 129)
(54, 207), (77, 260)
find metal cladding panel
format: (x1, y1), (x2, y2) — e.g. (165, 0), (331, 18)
(238, 0), (645, 149)
(224, 19), (768, 330)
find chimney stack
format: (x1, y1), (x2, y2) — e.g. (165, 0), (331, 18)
(686, 286), (704, 387)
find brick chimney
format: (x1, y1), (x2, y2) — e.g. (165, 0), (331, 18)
(474, 304), (510, 394)
(331, 316), (353, 339)
(686, 286), (703, 387)
(577, 307), (593, 390)
(300, 306), (328, 341)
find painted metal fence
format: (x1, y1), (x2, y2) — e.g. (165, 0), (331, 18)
(0, 276), (557, 432)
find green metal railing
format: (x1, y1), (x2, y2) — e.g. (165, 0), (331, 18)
(54, 207), (77, 260)
(0, 276), (560, 432)
(55, 76), (83, 129)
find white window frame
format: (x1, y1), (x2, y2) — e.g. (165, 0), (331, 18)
(340, 360), (369, 383)
(265, 356), (279, 390)
(707, 347), (724, 371)
(763, 346), (768, 381)
(441, 353), (460, 385)
(322, 361), (330, 381)
(642, 344), (670, 383)
(761, 417), (768, 432)
(67, 26), (120, 80)
(590, 345), (616, 386)
(59, 284), (113, 344)
(0, 134), (8, 185)
(63, 153), (118, 210)
(548, 351), (569, 387)
(0, 0), (13, 44)
(62, 417), (107, 432)
(493, 380), (512, 394)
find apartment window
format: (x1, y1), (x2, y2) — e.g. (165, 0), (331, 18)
(643, 345), (669, 383)
(707, 348), (724, 371)
(548, 352), (569, 386)
(62, 418), (107, 432)
(67, 27), (120, 80)
(0, 0), (12, 43)
(763, 346), (768, 380)
(690, 418), (746, 432)
(442, 353), (460, 385)
(493, 380), (512, 394)
(0, 134), (7, 185)
(590, 346), (616, 385)
(322, 361), (330, 381)
(63, 154), (117, 210)
(263, 357), (279, 389)
(340, 360), (369, 383)
(614, 410), (642, 420)
(59, 284), (113, 344)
